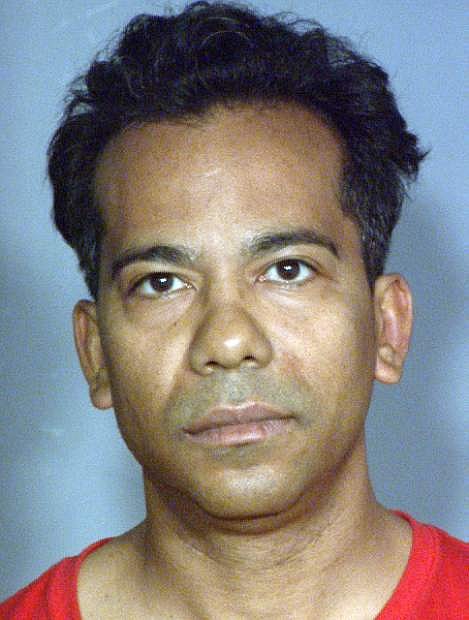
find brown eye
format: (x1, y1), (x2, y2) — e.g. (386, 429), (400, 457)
(132, 273), (188, 298)
(276, 260), (301, 280)
(148, 273), (174, 292)
(262, 259), (315, 284)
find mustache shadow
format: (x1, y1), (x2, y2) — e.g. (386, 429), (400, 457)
(164, 368), (314, 427)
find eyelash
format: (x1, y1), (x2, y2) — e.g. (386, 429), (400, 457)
(129, 259), (316, 299)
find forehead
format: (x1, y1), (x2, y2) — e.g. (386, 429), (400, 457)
(95, 104), (354, 257)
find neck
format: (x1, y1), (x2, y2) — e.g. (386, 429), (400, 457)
(128, 434), (410, 619)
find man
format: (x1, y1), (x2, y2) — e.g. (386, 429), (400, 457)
(1, 1), (466, 618)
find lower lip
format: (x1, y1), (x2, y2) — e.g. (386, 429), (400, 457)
(185, 418), (296, 447)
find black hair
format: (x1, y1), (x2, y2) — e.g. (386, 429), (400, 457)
(48, 1), (426, 299)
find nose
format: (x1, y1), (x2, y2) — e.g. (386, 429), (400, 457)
(189, 303), (273, 375)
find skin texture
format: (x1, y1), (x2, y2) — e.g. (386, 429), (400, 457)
(74, 104), (413, 618)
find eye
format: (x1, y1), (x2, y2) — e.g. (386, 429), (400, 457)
(131, 272), (189, 298)
(260, 259), (316, 285)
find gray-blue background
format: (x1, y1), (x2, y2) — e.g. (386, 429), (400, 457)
(1, 0), (467, 598)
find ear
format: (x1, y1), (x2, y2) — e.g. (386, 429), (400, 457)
(373, 274), (413, 385)
(73, 300), (113, 410)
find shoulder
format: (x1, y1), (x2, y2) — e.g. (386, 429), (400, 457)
(0, 540), (110, 620)
(405, 513), (468, 579)
(414, 518), (468, 617)
(437, 523), (468, 562)
(77, 527), (146, 619)
(379, 512), (468, 619)
(429, 521), (468, 591)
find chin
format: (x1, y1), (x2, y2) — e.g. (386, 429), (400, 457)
(192, 490), (315, 534)
(186, 466), (313, 527)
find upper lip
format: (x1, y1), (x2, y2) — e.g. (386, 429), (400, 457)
(184, 402), (292, 434)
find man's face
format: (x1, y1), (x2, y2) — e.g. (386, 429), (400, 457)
(83, 104), (380, 520)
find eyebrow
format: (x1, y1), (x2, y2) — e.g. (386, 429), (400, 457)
(111, 244), (197, 280)
(243, 229), (339, 260)
(111, 227), (339, 280)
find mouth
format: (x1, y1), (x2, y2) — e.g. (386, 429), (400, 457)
(183, 402), (297, 447)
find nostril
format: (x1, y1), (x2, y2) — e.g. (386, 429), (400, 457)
(202, 354), (258, 374)
(243, 356), (257, 366)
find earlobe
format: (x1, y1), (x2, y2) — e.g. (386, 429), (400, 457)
(73, 300), (113, 410)
(374, 274), (413, 385)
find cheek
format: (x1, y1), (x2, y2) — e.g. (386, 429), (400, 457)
(100, 322), (187, 420)
(99, 330), (189, 471)
(276, 297), (376, 393)
(321, 306), (377, 425)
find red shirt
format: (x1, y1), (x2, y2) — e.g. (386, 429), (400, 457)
(1, 513), (467, 619)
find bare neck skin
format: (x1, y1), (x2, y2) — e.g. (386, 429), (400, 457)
(79, 434), (412, 619)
